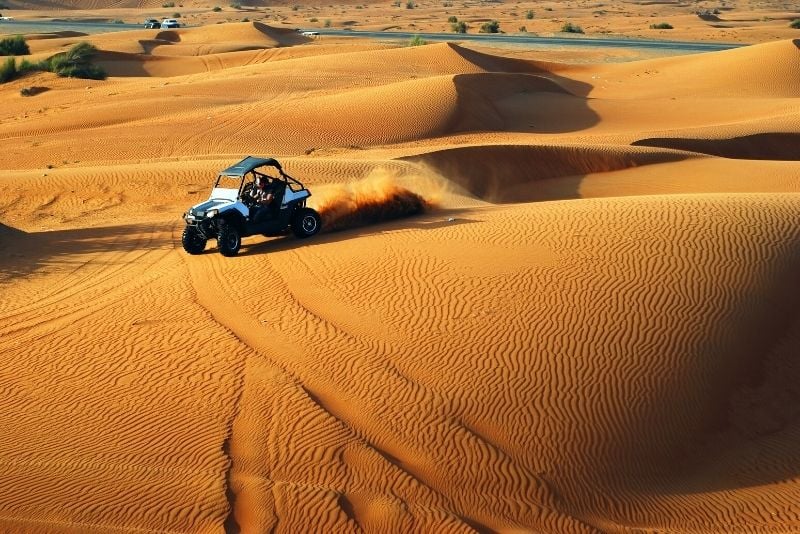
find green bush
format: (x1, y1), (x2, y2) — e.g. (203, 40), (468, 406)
(447, 15), (457, 23)
(408, 34), (426, 46)
(172, 12), (181, 17)
(406, 0), (415, 8)
(649, 22), (673, 29)
(525, 9), (534, 19)
(44, 42), (106, 80)
(0, 57), (16, 83)
(310, 17), (318, 22)
(519, 25), (527, 32)
(561, 22), (583, 33)
(212, 6), (222, 11)
(18, 58), (37, 73)
(790, 19), (800, 29)
(0, 35), (30, 56)
(324, 19), (331, 27)
(451, 20), (467, 33)
(112, 19), (124, 24)
(479, 20), (499, 33)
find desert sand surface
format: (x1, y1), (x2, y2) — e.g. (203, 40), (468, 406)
(2, 6), (800, 534)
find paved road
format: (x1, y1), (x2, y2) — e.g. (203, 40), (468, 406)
(311, 29), (742, 52)
(0, 20), (142, 35)
(0, 20), (742, 52)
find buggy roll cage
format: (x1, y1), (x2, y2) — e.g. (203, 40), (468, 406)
(213, 156), (306, 195)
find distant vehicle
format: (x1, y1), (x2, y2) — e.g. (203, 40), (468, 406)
(0, 16), (14, 21)
(144, 18), (161, 29)
(301, 31), (320, 37)
(181, 156), (322, 257)
(161, 18), (180, 28)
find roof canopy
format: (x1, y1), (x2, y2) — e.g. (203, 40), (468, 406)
(218, 156), (282, 177)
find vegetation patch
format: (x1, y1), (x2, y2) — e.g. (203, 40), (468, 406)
(408, 34), (426, 46)
(650, 22), (673, 29)
(561, 22), (584, 33)
(451, 20), (467, 33)
(0, 35), (30, 56)
(479, 20), (500, 33)
(1, 41), (106, 84)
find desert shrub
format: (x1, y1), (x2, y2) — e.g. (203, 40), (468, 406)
(172, 12), (181, 17)
(324, 18), (331, 27)
(230, 1), (241, 8)
(442, 1), (452, 6)
(112, 19), (124, 23)
(447, 15), (457, 23)
(519, 25), (527, 32)
(479, 20), (499, 33)
(0, 35), (30, 56)
(18, 58), (37, 73)
(292, 4), (300, 10)
(451, 20), (467, 33)
(561, 21), (583, 33)
(408, 34), (426, 46)
(0, 57), (16, 83)
(310, 17), (318, 21)
(790, 19), (800, 29)
(525, 9), (534, 19)
(44, 42), (106, 80)
(242, 17), (249, 21)
(212, 6), (222, 11)
(649, 22), (673, 29)
(544, 6), (552, 10)
(406, 0), (415, 8)
(162, 2), (175, 7)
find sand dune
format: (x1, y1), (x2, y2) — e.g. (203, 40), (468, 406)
(2, 15), (800, 534)
(633, 132), (800, 160)
(568, 39), (800, 98)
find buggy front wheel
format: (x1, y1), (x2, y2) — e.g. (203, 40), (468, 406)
(182, 225), (207, 255)
(217, 225), (242, 257)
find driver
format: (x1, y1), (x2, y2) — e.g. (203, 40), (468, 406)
(250, 175), (275, 223)
(250, 175), (274, 205)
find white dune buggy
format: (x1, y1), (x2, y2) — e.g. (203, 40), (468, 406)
(181, 156), (322, 257)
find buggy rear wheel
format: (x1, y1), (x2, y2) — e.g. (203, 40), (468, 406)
(292, 208), (321, 238)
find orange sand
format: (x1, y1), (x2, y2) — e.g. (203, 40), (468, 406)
(1, 12), (800, 534)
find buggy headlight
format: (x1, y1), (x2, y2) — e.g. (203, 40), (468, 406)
(207, 209), (219, 218)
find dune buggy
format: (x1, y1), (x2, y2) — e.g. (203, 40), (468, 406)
(181, 156), (322, 257)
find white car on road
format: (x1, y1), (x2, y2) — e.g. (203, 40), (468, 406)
(161, 18), (180, 28)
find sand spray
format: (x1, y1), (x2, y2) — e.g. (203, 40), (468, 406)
(309, 169), (440, 232)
